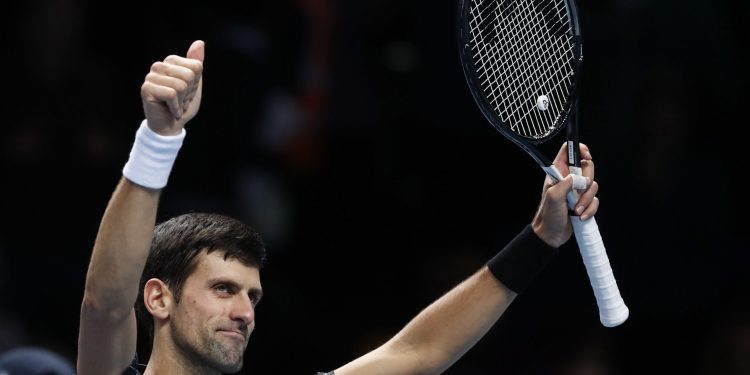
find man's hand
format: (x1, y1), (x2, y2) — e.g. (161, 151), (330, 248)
(532, 142), (599, 247)
(141, 40), (205, 136)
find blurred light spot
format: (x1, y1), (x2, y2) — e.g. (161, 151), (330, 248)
(235, 168), (293, 250)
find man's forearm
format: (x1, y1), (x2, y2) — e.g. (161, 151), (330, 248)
(389, 267), (515, 374)
(336, 225), (558, 375)
(82, 178), (160, 313)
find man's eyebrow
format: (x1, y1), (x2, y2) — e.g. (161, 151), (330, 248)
(206, 277), (239, 287)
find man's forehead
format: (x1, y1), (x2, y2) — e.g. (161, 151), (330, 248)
(190, 250), (261, 282)
(196, 248), (259, 266)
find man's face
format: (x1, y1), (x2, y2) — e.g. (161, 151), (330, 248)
(169, 250), (263, 374)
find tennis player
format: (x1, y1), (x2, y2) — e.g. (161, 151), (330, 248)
(76, 40), (599, 375)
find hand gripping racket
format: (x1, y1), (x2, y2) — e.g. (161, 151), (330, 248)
(457, 0), (628, 327)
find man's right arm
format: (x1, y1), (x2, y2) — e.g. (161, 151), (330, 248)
(77, 180), (161, 375)
(76, 40), (205, 375)
(331, 143), (598, 375)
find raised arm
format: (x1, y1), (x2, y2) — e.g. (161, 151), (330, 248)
(76, 40), (205, 375)
(334, 143), (598, 375)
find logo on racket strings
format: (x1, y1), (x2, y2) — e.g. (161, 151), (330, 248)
(536, 95), (549, 111)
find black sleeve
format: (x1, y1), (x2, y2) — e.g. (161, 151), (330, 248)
(122, 354), (144, 375)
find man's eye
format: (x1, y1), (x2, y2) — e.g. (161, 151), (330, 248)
(215, 284), (231, 294)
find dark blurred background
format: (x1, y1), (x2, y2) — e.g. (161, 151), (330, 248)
(1, 0), (748, 374)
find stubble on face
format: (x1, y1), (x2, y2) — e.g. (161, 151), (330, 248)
(170, 301), (251, 374)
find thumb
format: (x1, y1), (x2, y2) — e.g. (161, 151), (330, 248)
(187, 40), (205, 63)
(549, 174), (574, 198)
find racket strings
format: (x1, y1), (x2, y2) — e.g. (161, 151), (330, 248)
(472, 0), (570, 131)
(484, 7), (569, 135)
(468, 0), (576, 139)
(474, 1), (566, 100)
(487, 1), (570, 135)
(495, 13), (570, 135)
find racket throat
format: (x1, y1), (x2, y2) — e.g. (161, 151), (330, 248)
(566, 102), (582, 169)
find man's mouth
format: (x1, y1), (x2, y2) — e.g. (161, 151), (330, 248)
(218, 329), (247, 341)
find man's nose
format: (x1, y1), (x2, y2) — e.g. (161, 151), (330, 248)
(231, 294), (255, 325)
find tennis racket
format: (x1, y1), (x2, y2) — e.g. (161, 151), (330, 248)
(457, 0), (628, 327)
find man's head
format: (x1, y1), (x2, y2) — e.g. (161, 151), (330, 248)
(136, 213), (266, 373)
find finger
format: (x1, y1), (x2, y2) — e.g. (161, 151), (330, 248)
(540, 174), (556, 198)
(145, 72), (189, 91)
(579, 142), (592, 160)
(162, 42), (205, 96)
(548, 144), (568, 179)
(543, 174), (556, 188)
(580, 158), (596, 182)
(553, 142), (593, 165)
(150, 61), (199, 117)
(580, 197), (599, 221)
(141, 81), (181, 118)
(163, 54), (203, 77)
(570, 174), (589, 191)
(573, 180), (598, 216)
(146, 73), (198, 113)
(145, 72), (189, 105)
(167, 42), (204, 103)
(547, 174), (574, 202)
(187, 40), (205, 63)
(150, 61), (197, 87)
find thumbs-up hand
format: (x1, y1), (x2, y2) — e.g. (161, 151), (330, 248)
(141, 40), (205, 135)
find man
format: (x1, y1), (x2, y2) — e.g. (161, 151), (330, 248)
(76, 40), (600, 375)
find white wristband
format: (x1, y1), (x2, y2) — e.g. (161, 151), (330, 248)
(122, 120), (186, 189)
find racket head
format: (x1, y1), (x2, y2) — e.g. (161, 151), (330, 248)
(457, 0), (584, 164)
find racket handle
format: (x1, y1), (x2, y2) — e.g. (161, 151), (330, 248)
(544, 165), (628, 326)
(569, 214), (629, 327)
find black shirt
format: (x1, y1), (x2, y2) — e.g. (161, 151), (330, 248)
(123, 355), (334, 375)
(123, 354), (145, 375)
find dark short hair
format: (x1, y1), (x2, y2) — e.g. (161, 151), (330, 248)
(135, 213), (267, 340)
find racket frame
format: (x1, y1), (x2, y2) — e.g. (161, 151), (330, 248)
(456, 0), (584, 173)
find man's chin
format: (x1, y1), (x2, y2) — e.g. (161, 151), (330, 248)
(208, 339), (246, 373)
(218, 362), (244, 374)
(212, 354), (244, 374)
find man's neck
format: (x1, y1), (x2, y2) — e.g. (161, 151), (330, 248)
(144, 341), (220, 375)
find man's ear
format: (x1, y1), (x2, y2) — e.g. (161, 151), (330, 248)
(144, 278), (173, 321)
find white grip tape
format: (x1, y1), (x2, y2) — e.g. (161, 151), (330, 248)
(122, 120), (186, 189)
(571, 215), (629, 327)
(549, 164), (628, 327)
(571, 174), (588, 190)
